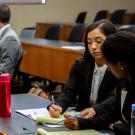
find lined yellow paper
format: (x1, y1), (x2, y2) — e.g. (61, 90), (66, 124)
(37, 128), (101, 135)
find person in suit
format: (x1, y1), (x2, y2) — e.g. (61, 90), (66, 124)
(48, 19), (117, 118)
(64, 31), (135, 135)
(0, 4), (22, 78)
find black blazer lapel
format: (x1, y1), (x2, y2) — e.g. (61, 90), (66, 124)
(122, 88), (135, 123)
(97, 70), (116, 103)
(78, 62), (94, 109)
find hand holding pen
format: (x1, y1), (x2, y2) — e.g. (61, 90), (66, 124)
(64, 113), (80, 130)
(48, 95), (62, 118)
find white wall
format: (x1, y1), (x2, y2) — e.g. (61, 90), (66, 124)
(9, 0), (135, 34)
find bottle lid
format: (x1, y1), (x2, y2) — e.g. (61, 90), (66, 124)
(0, 73), (10, 82)
(132, 104), (135, 110)
(0, 73), (10, 77)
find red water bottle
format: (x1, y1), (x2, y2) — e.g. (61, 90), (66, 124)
(0, 73), (11, 117)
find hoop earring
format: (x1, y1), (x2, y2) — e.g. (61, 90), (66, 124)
(120, 67), (124, 70)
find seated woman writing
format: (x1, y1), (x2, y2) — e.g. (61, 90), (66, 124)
(48, 19), (117, 118)
(64, 31), (135, 135)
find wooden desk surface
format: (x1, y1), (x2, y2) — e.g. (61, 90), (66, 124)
(19, 38), (84, 84)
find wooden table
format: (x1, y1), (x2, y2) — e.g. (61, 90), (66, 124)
(19, 38), (84, 84)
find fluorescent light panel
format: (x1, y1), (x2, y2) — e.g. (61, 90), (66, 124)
(0, 0), (47, 4)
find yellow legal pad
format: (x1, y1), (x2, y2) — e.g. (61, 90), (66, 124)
(37, 128), (101, 135)
(0, 131), (6, 135)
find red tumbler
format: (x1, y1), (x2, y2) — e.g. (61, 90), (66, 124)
(0, 73), (11, 117)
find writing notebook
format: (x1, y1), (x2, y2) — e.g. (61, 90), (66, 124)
(37, 128), (102, 135)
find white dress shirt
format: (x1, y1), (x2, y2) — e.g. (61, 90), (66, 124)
(121, 89), (128, 123)
(0, 24), (10, 37)
(90, 63), (107, 105)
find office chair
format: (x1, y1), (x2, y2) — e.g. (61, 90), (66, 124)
(129, 13), (135, 24)
(44, 24), (62, 40)
(68, 24), (85, 43)
(19, 27), (36, 38)
(110, 9), (126, 25)
(118, 25), (135, 33)
(93, 10), (108, 22)
(11, 50), (26, 94)
(75, 11), (87, 24)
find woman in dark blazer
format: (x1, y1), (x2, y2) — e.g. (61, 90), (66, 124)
(64, 31), (135, 135)
(48, 19), (117, 118)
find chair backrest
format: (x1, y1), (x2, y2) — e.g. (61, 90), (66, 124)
(129, 13), (135, 24)
(118, 25), (135, 33)
(45, 24), (62, 40)
(75, 11), (87, 24)
(93, 10), (108, 22)
(11, 49), (26, 94)
(110, 9), (126, 24)
(12, 50), (26, 82)
(68, 24), (85, 43)
(19, 27), (36, 38)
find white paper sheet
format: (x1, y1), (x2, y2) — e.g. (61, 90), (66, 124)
(15, 108), (64, 128)
(15, 108), (51, 120)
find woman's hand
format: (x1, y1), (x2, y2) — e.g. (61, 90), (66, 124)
(49, 104), (62, 118)
(80, 108), (96, 118)
(109, 121), (122, 130)
(64, 117), (79, 130)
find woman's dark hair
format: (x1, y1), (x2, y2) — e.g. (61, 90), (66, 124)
(101, 31), (135, 78)
(0, 4), (11, 23)
(84, 19), (117, 64)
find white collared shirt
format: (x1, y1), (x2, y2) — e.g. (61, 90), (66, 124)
(121, 89), (128, 123)
(90, 63), (107, 105)
(0, 24), (10, 37)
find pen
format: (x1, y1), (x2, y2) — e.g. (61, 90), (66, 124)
(54, 113), (80, 124)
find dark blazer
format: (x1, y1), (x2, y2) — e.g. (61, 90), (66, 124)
(55, 58), (117, 112)
(113, 80), (135, 135)
(77, 79), (135, 135)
